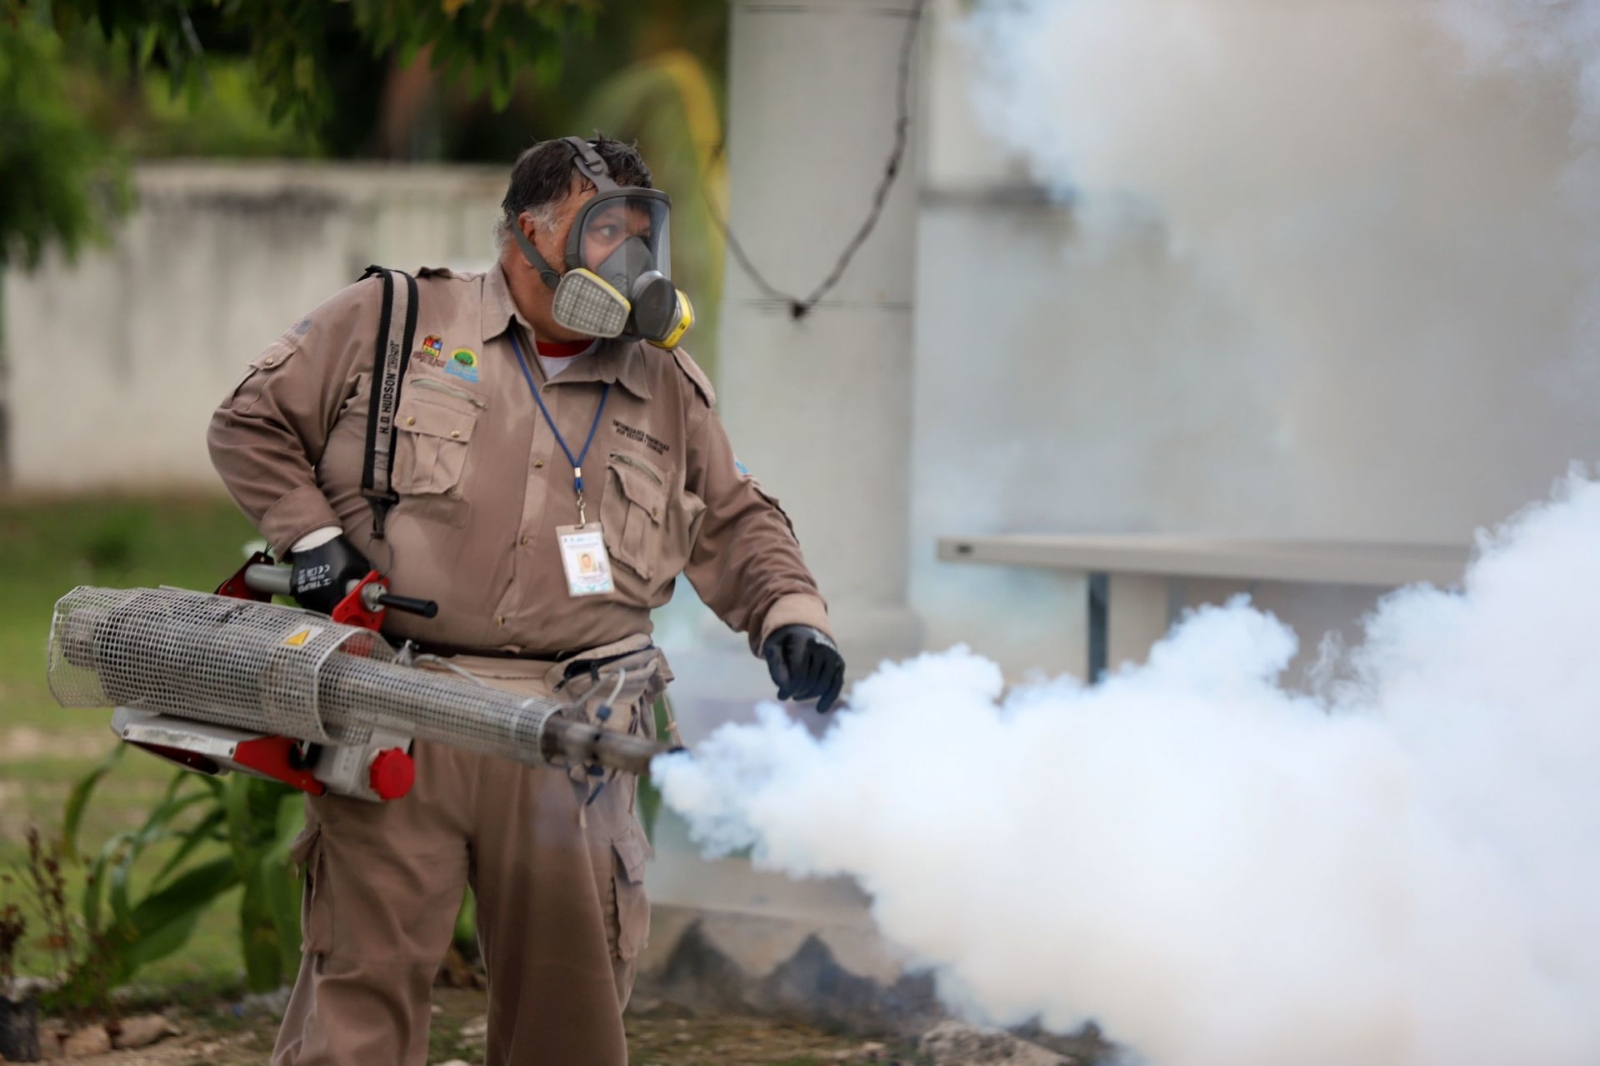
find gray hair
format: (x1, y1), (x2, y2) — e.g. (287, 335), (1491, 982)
(497, 136), (652, 254)
(495, 201), (563, 252)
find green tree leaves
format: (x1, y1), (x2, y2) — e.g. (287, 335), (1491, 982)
(0, 11), (127, 268)
(19, 0), (594, 131)
(0, 0), (595, 268)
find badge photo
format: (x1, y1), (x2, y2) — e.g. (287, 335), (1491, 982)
(557, 524), (614, 597)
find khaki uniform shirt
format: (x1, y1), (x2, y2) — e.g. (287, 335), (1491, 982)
(208, 263), (831, 657)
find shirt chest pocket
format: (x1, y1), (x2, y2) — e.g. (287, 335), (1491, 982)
(394, 396), (479, 499)
(602, 452), (705, 593)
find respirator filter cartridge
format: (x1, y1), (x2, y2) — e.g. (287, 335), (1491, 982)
(551, 269), (631, 338)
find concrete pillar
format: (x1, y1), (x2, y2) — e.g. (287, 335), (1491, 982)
(715, 0), (925, 671)
(1106, 573), (1173, 674)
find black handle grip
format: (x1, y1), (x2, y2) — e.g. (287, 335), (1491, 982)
(375, 592), (439, 619)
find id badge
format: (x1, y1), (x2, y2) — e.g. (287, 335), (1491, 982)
(557, 523), (615, 597)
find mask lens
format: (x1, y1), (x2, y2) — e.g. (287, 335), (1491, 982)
(552, 270), (630, 338)
(578, 196), (672, 280)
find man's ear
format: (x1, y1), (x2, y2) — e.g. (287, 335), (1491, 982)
(510, 210), (562, 288)
(524, 210), (568, 272)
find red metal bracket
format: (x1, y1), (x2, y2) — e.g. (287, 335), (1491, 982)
(231, 735), (328, 796)
(331, 570), (388, 632)
(216, 550), (277, 601)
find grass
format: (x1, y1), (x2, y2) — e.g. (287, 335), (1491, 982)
(0, 493), (262, 992)
(0, 495), (261, 725)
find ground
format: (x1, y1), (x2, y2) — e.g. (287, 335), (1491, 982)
(27, 988), (923, 1064)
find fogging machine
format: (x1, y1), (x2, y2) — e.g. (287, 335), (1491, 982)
(45, 554), (676, 802)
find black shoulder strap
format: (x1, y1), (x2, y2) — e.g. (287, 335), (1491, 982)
(358, 265), (419, 540)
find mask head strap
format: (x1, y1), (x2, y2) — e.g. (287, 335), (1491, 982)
(512, 224), (563, 290)
(563, 136), (619, 194)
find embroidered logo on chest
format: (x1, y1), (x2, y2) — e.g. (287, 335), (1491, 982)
(612, 418), (670, 455)
(414, 335), (446, 368)
(446, 348), (480, 383)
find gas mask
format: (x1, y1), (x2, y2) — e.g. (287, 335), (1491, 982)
(512, 137), (694, 349)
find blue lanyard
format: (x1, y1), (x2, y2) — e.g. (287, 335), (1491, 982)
(510, 331), (611, 525)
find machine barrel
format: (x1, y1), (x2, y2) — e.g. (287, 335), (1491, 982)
(48, 586), (675, 778)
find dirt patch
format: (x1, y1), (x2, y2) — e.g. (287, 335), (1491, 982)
(21, 989), (927, 1065)
(0, 728), (114, 763)
(625, 1007), (919, 1065)
(31, 1017), (267, 1064)
(0, 780), (31, 840)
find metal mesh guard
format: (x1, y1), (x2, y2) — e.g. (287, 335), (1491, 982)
(48, 586), (563, 766)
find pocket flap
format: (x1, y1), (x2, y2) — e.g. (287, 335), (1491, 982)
(287, 822), (321, 870)
(249, 338), (297, 371)
(397, 398), (477, 442)
(608, 454), (667, 520)
(287, 823), (334, 955)
(612, 821), (654, 883)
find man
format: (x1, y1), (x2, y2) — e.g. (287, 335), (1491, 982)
(208, 135), (845, 1066)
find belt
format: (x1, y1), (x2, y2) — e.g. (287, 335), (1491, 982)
(410, 641), (569, 662)
(556, 647), (653, 687)
(410, 642), (653, 681)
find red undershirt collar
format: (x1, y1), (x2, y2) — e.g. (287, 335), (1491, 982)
(534, 337), (593, 358)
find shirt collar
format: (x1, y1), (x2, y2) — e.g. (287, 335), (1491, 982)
(483, 261), (654, 402)
(481, 260), (533, 344)
(546, 337), (654, 402)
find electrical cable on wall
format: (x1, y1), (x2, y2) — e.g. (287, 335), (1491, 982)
(708, 0), (927, 321)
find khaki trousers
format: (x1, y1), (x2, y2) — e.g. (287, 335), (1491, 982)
(271, 656), (654, 1066)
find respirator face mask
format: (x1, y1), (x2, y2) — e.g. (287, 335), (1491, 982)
(512, 137), (694, 349)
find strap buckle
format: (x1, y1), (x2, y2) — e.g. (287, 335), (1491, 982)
(361, 488), (400, 539)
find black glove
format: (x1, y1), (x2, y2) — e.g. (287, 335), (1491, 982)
(289, 535), (371, 615)
(762, 625), (845, 713)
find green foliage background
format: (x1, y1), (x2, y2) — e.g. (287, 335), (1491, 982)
(1, 0), (730, 374)
(0, 13), (126, 270)
(0, 0), (728, 255)
(0, 497), (267, 993)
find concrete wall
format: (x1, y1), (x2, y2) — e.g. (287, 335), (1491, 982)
(2, 163), (505, 492)
(714, 0), (924, 670)
(908, 0), (1600, 679)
